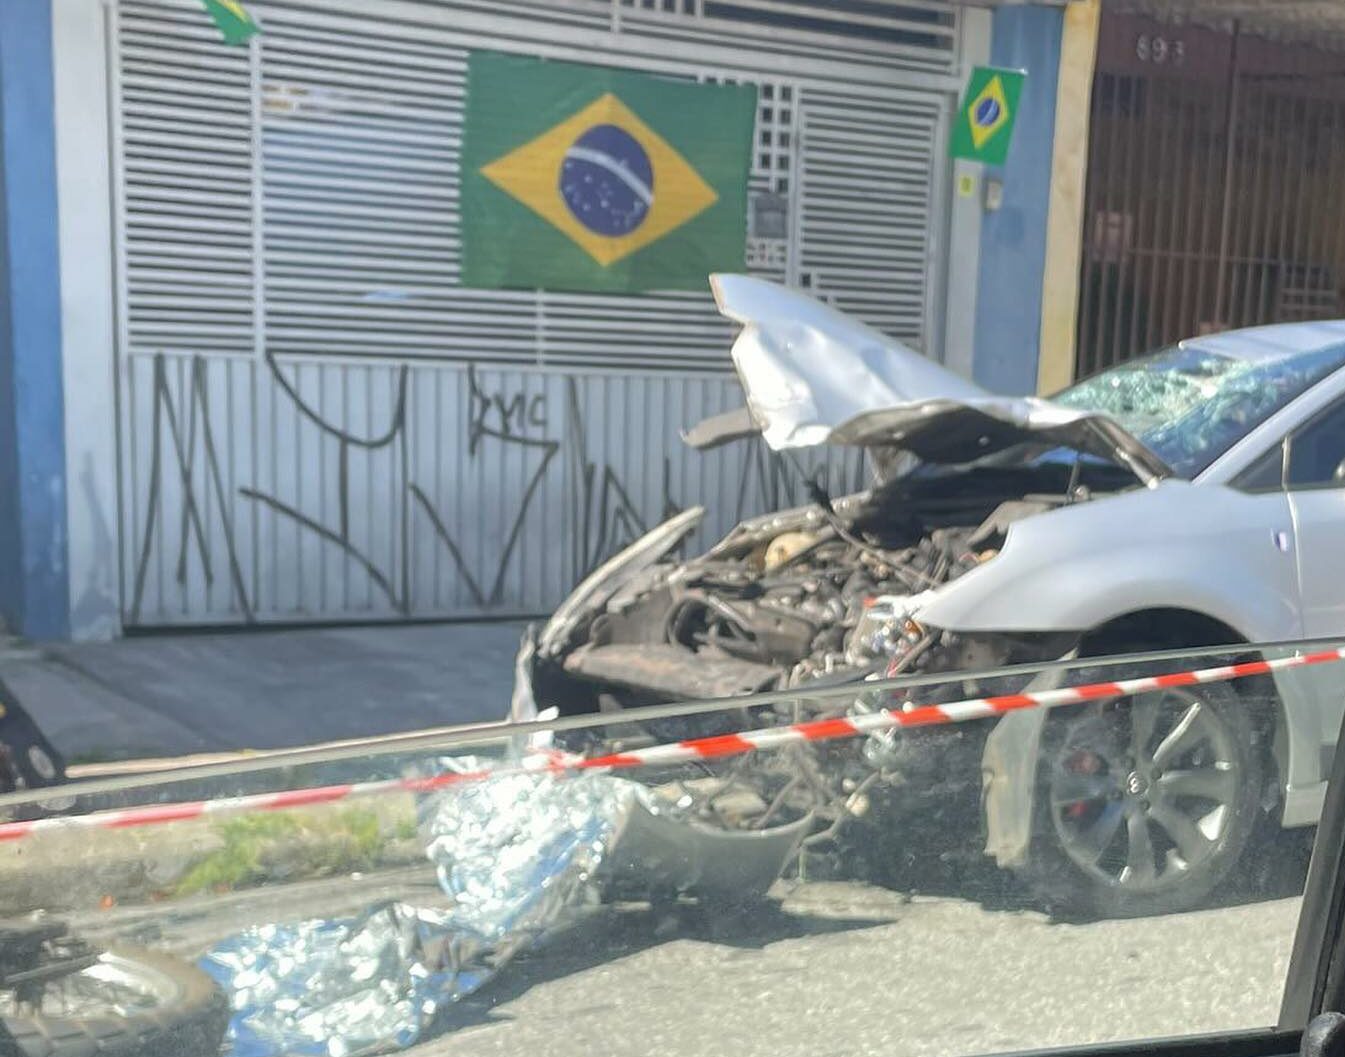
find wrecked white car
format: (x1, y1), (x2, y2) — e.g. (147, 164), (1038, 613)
(514, 274), (1345, 917)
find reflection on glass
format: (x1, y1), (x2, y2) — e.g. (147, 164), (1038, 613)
(0, 645), (1328, 1057)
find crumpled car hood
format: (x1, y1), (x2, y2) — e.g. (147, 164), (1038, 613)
(689, 275), (1170, 485)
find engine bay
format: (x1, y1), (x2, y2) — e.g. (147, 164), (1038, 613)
(538, 458), (1135, 708)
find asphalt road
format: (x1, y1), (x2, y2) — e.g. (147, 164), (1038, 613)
(427, 885), (1300, 1057)
(5, 620), (1316, 1054)
(71, 855), (1309, 1057)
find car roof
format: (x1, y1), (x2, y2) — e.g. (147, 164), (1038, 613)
(1182, 319), (1345, 362)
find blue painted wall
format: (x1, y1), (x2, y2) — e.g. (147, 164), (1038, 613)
(0, 0), (69, 639)
(971, 4), (1064, 395)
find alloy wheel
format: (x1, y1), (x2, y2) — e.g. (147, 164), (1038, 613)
(1048, 687), (1241, 892)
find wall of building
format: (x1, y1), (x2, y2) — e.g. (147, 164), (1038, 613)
(971, 3), (1065, 395)
(57, 0), (985, 637)
(10, 0), (1047, 639)
(0, 0), (69, 639)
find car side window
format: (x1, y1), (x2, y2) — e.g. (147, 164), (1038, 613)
(1288, 400), (1345, 488)
(1235, 442), (1287, 492)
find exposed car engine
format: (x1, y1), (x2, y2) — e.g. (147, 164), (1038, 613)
(533, 460), (1132, 717)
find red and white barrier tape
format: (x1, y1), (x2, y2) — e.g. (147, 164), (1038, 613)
(3, 645), (1342, 844)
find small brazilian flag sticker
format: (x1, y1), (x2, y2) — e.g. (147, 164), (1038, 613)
(951, 66), (1025, 165)
(200, 0), (260, 45)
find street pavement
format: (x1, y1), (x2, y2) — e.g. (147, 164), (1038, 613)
(71, 861), (1305, 1057)
(422, 885), (1300, 1057)
(0, 621), (1318, 1057)
(0, 621), (526, 763)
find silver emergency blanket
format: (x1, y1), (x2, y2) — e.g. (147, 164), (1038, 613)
(200, 770), (637, 1057)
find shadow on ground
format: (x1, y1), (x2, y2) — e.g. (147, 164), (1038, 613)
(433, 898), (886, 1035)
(824, 802), (1315, 923)
(425, 823), (1315, 1043)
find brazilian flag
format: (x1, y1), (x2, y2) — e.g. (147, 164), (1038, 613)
(461, 52), (757, 292)
(199, 0), (259, 45)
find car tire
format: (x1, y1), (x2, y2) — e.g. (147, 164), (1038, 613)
(1, 946), (229, 1057)
(1018, 665), (1271, 919)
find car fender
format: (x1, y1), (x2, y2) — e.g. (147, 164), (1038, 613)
(916, 480), (1300, 642)
(911, 482), (1306, 868)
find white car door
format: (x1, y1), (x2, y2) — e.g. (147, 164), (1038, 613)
(1282, 398), (1345, 774)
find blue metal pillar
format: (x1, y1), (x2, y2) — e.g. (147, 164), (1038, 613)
(971, 4), (1065, 395)
(0, 0), (69, 639)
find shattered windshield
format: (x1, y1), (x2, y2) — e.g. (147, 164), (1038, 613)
(1053, 342), (1345, 478)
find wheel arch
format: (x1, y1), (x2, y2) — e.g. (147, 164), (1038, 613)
(982, 605), (1291, 873)
(1078, 607), (1289, 808)
(1076, 607), (1251, 657)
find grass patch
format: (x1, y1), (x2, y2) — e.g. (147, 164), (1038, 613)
(174, 806), (395, 896)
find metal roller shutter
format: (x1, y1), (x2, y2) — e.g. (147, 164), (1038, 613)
(112, 0), (963, 625)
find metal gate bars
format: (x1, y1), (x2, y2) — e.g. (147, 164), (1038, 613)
(1076, 12), (1345, 378)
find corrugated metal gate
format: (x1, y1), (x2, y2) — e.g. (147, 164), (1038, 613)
(111, 0), (966, 626)
(1076, 11), (1345, 378)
